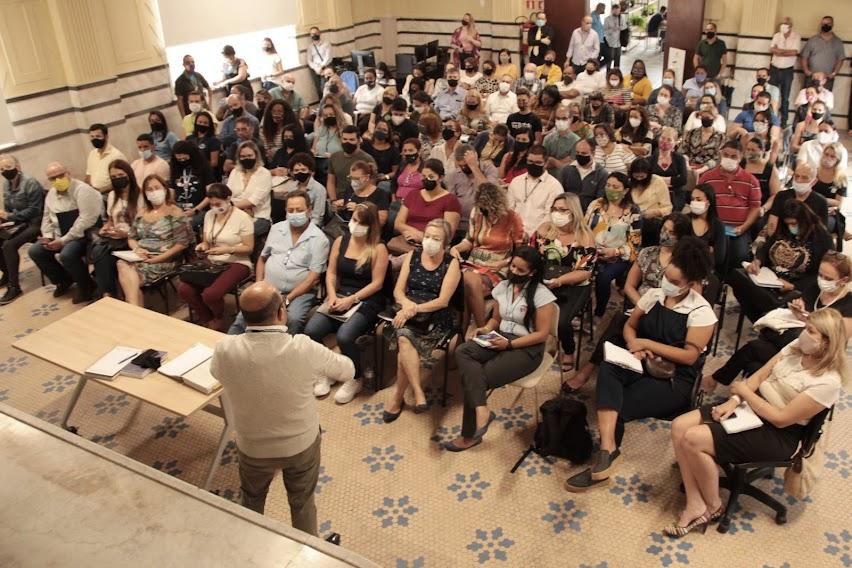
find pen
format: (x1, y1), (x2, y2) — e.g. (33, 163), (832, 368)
(116, 352), (138, 366)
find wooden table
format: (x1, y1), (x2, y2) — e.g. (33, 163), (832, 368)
(13, 297), (232, 489)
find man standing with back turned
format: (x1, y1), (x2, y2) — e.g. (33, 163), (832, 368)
(211, 281), (354, 535)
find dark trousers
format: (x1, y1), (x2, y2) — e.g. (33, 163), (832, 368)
(237, 433), (321, 536)
(769, 65), (794, 127)
(304, 308), (377, 375)
(728, 268), (783, 323)
(594, 259), (631, 316)
(28, 239), (94, 290)
(178, 262), (251, 322)
(0, 224), (40, 288)
(93, 252), (119, 297)
(712, 329), (798, 385)
(455, 339), (544, 438)
(596, 361), (691, 446)
(725, 233), (752, 274)
(590, 312), (629, 365)
(607, 45), (621, 70)
(555, 285), (592, 354)
(599, 42), (609, 68)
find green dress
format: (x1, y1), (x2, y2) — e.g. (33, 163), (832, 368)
(129, 213), (193, 284)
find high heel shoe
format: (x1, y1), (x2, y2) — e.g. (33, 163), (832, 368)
(382, 402), (405, 423)
(663, 514), (710, 538)
(707, 504), (725, 522)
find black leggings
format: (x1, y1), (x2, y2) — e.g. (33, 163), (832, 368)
(555, 285), (592, 355)
(712, 329), (799, 385)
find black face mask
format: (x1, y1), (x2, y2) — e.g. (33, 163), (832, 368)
(91, 138), (105, 149)
(812, 112), (824, 120)
(821, 24), (832, 33)
(586, 68), (596, 75)
(293, 171), (311, 183)
(632, 175), (649, 187)
(177, 158), (191, 167)
(423, 178), (438, 191)
(590, 102), (602, 110)
(701, 116), (714, 128)
(526, 163), (544, 178)
(442, 128), (455, 141)
(563, 76), (574, 85)
(231, 107), (243, 117)
(2, 169), (18, 181)
(366, 80), (376, 88)
(382, 96), (395, 105)
(264, 46), (273, 53)
(195, 124), (209, 135)
(545, 59), (555, 65)
(239, 158), (257, 170)
(374, 130), (389, 141)
(110, 176), (129, 190)
(283, 138), (297, 148)
(466, 103), (479, 110)
(329, 84), (340, 94)
(342, 142), (357, 154)
(150, 121), (165, 131)
(513, 141), (529, 152)
(575, 154), (592, 166)
(324, 116), (337, 127)
(810, 79), (822, 89)
(705, 31), (716, 39)
(404, 154), (418, 163)
(508, 271), (531, 285)
(483, 67), (494, 76)
(756, 77), (767, 85)
(461, 165), (472, 175)
(311, 34), (320, 41)
(447, 79), (459, 88)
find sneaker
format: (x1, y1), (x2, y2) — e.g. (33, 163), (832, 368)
(334, 378), (362, 404)
(53, 281), (72, 297)
(0, 286), (22, 305)
(313, 377), (333, 397)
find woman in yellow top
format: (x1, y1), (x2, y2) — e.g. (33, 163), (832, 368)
(623, 59), (653, 105)
(536, 50), (563, 86)
(495, 49), (519, 82)
(628, 157), (673, 246)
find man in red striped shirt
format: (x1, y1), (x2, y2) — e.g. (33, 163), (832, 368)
(698, 140), (762, 271)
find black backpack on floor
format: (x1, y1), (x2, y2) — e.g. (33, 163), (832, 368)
(533, 396), (593, 464)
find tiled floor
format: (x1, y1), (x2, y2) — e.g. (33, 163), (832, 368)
(1, 244), (849, 567)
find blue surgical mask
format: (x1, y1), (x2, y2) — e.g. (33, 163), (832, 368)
(788, 225), (799, 236)
(662, 78), (674, 87)
(536, 19), (545, 27)
(288, 212), (308, 227)
(695, 73), (706, 83)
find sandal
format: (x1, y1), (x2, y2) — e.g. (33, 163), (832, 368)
(707, 504), (725, 522)
(561, 355), (575, 372)
(663, 514), (710, 538)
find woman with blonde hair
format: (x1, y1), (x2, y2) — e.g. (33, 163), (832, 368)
(458, 89), (489, 136)
(368, 86), (399, 133)
(529, 193), (597, 371)
(669, 307), (846, 537)
(450, 13), (482, 68)
(812, 141), (849, 242)
(306, 202), (390, 404)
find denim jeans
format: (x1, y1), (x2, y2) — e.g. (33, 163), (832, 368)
(228, 292), (316, 335)
(29, 238), (94, 290)
(595, 259), (631, 316)
(304, 309), (376, 375)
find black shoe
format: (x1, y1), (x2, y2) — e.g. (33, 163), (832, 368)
(413, 401), (432, 414)
(590, 448), (621, 481)
(72, 288), (95, 304)
(325, 533), (341, 545)
(0, 274), (8, 288)
(53, 281), (72, 297)
(382, 402), (405, 423)
(564, 468), (610, 493)
(0, 286), (22, 305)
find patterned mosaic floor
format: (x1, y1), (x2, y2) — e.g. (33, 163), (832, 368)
(1, 247), (850, 568)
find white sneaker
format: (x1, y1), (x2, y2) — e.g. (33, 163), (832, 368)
(314, 377), (333, 397)
(334, 378), (362, 404)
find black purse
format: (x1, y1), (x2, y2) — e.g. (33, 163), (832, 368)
(178, 260), (229, 287)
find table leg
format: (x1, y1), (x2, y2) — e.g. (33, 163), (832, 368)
(204, 401), (232, 491)
(60, 375), (89, 433)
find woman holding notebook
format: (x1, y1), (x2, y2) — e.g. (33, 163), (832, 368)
(668, 308), (846, 537)
(565, 237), (716, 492)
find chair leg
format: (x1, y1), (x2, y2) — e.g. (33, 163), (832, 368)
(734, 309), (746, 351)
(717, 469), (745, 534)
(441, 340), (451, 407)
(713, 286), (727, 355)
(741, 484), (788, 524)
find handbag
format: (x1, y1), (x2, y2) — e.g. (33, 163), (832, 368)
(388, 302), (434, 334)
(643, 355), (676, 379)
(784, 416), (831, 499)
(89, 237), (129, 263)
(178, 260), (229, 287)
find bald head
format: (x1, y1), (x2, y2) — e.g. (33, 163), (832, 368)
(45, 162), (68, 179)
(793, 162), (815, 183)
(227, 94), (243, 111)
(239, 282), (286, 326)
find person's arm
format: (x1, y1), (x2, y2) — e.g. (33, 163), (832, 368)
(394, 204), (422, 241)
(503, 301), (555, 350)
(324, 237), (342, 305)
(176, 94), (187, 116)
(410, 257), (461, 315)
(326, 171), (338, 201)
(286, 270), (320, 304)
(393, 251), (415, 306)
(8, 179), (44, 224)
(60, 188), (102, 244)
(628, 309), (715, 366)
(348, 244), (389, 303)
(719, 51), (728, 77)
(443, 211), (461, 235)
(692, 53), (701, 68)
(623, 261), (643, 305)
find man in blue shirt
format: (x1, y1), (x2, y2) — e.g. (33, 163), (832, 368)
(591, 3), (607, 66)
(433, 68), (467, 120)
(730, 91), (781, 141)
(228, 190), (328, 335)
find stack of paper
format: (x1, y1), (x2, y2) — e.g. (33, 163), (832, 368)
(722, 401), (764, 434)
(741, 262), (783, 288)
(603, 341), (644, 374)
(158, 343), (220, 394)
(316, 301), (362, 323)
(121, 350), (167, 379)
(85, 347), (143, 379)
(112, 250), (145, 263)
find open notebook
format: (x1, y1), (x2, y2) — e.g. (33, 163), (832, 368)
(741, 262), (783, 288)
(316, 301), (362, 323)
(85, 346), (143, 379)
(603, 341), (644, 374)
(158, 344), (221, 394)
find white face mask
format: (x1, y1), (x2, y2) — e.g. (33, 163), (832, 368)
(524, 71), (536, 82)
(595, 135), (609, 147)
(793, 181), (812, 195)
(212, 202), (230, 215)
(609, 78), (621, 87)
(661, 275), (685, 297)
(657, 95), (670, 105)
(499, 81), (511, 94)
(146, 189), (166, 206)
(350, 179), (364, 191)
(780, 23), (790, 34)
(753, 122), (769, 134)
(422, 237), (442, 256)
(628, 117), (641, 128)
(720, 157), (739, 172)
(689, 200), (708, 215)
(754, 103), (768, 112)
(797, 330), (822, 355)
(391, 115), (405, 125)
(283, 82), (295, 91)
(551, 211), (572, 227)
(555, 119), (570, 131)
(818, 131), (838, 145)
(817, 276), (840, 292)
(188, 102), (202, 114)
(348, 221), (369, 237)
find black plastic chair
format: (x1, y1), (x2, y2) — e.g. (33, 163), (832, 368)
(141, 271), (180, 314)
(437, 278), (467, 407)
(715, 406), (833, 533)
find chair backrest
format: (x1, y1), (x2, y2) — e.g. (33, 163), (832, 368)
(796, 406), (833, 460)
(340, 71), (359, 94)
(395, 54), (415, 77)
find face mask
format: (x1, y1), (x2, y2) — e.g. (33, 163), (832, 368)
(798, 330), (822, 354)
(1, 169), (17, 181)
(500, 55), (510, 63)
(518, 101), (528, 111)
(563, 75), (574, 85)
(818, 131), (838, 145)
(422, 237), (442, 256)
(699, 103), (712, 112)
(52, 176), (70, 192)
(694, 73), (706, 83)
(747, 151), (763, 162)
(177, 158), (191, 167)
(329, 84), (340, 94)
(555, 119), (570, 131)
(526, 163), (544, 178)
(632, 175), (648, 187)
(657, 95), (671, 105)
(628, 117), (641, 128)
(442, 128), (455, 141)
(754, 103), (769, 112)
(576, 154), (592, 166)
(483, 67), (494, 76)
(514, 141), (529, 152)
(391, 115), (405, 125)
(662, 78), (674, 86)
(508, 270), (531, 284)
(535, 19), (545, 27)
(342, 142), (357, 154)
(780, 24), (790, 33)
(404, 154), (418, 164)
(323, 116), (337, 127)
(586, 68), (596, 76)
(465, 102), (479, 110)
(462, 19), (470, 26)
(150, 121), (165, 131)
(231, 107), (243, 117)
(349, 221), (369, 237)
(595, 135), (609, 146)
(412, 106), (425, 115)
(281, 81), (295, 91)
(700, 117), (714, 128)
(753, 121), (769, 134)
(524, 72), (536, 82)
(590, 101), (602, 110)
(139, 149), (153, 161)
(545, 59), (555, 65)
(188, 102), (202, 113)
(631, 69), (644, 79)
(605, 188), (624, 202)
(311, 34), (320, 41)
(288, 212), (308, 227)
(659, 140), (674, 152)
(705, 31), (716, 39)
(382, 96), (395, 106)
(498, 82), (511, 94)
(111, 176), (129, 190)
(720, 157), (739, 172)
(196, 124), (209, 135)
(787, 224), (800, 236)
(350, 179), (365, 191)
(366, 80), (376, 88)
(551, 211), (571, 227)
(447, 79), (459, 88)
(704, 87), (717, 96)
(146, 189), (166, 205)
(661, 274), (684, 297)
(293, 171), (311, 183)
(756, 76), (767, 85)
(689, 200), (707, 215)
(91, 138), (105, 149)
(239, 158), (256, 170)
(423, 178), (438, 191)
(793, 181), (811, 195)
(609, 78), (620, 87)
(817, 276), (840, 292)
(659, 229), (677, 247)
(821, 24), (832, 33)
(186, 64), (195, 73)
(373, 130), (389, 142)
(811, 112), (824, 121)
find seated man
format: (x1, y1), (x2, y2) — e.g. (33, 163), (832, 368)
(85, 123), (126, 194)
(484, 75), (519, 125)
(0, 154), (44, 304)
(273, 153), (327, 226)
(131, 133), (170, 186)
(729, 91), (780, 141)
(507, 145), (563, 235)
(446, 144), (499, 235)
(542, 103), (580, 175)
(29, 162), (103, 303)
(219, 93), (260, 150)
(559, 139), (609, 211)
(514, 63), (543, 97)
(273, 73), (307, 119)
(765, 161), (829, 235)
(180, 90), (217, 137)
(573, 59), (607, 96)
(797, 119), (847, 172)
(228, 190), (328, 335)
(223, 117), (267, 174)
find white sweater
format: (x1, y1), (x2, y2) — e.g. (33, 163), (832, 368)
(211, 326), (354, 458)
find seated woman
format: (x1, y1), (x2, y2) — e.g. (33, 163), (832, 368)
(743, 137), (781, 232)
(683, 95), (726, 134)
(450, 182), (525, 335)
(117, 175), (193, 307)
(563, 213), (693, 391)
(647, 85), (683, 137)
(226, 140), (272, 238)
(614, 106), (653, 157)
(565, 237), (717, 491)
(361, 119), (401, 188)
(458, 90), (490, 136)
(790, 100), (828, 155)
(705, 250), (852, 393)
(390, 159), (461, 256)
(498, 126), (530, 183)
(446, 246), (556, 451)
(593, 123), (635, 175)
(730, 199), (833, 323)
(185, 111), (220, 171)
(93, 160), (143, 299)
(332, 161), (390, 227)
(688, 183), (727, 275)
(393, 138), (424, 201)
(567, 101), (592, 141)
(744, 111), (781, 165)
(306, 203), (389, 404)
(602, 69), (632, 117)
(177, 183), (253, 330)
(585, 172), (642, 318)
(530, 193), (597, 372)
(813, 141), (848, 240)
(170, 141), (215, 230)
(669, 307), (845, 536)
(269, 123), (307, 177)
(628, 157), (672, 246)
(651, 126), (689, 212)
(383, 219), (461, 419)
(682, 108), (724, 179)
(533, 85), (560, 134)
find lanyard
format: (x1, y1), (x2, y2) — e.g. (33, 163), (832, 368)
(207, 208), (233, 247)
(523, 176), (542, 201)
